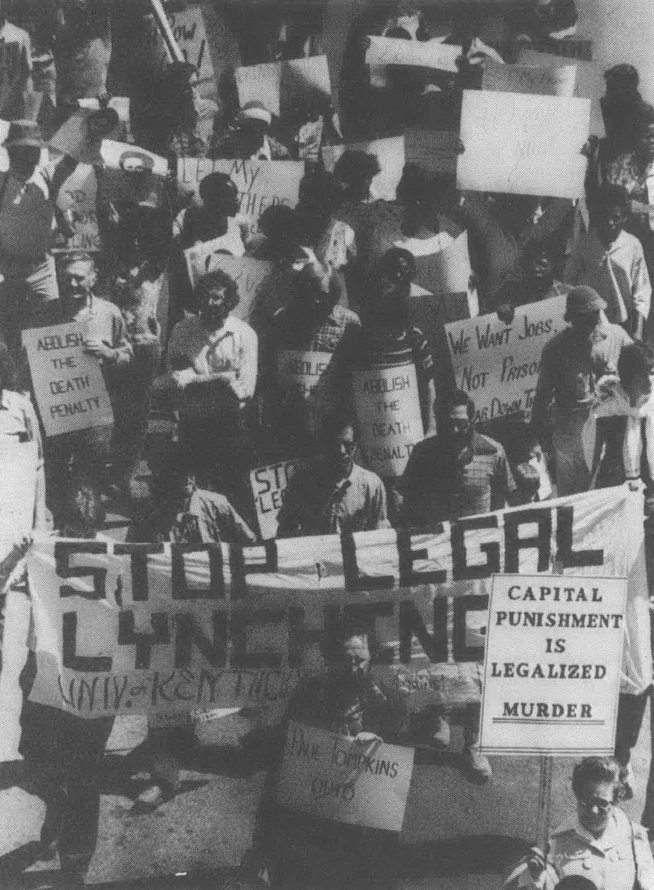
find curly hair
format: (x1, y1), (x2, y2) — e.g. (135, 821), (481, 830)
(195, 268), (240, 314)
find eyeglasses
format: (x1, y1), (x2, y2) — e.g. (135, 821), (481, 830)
(578, 795), (613, 814)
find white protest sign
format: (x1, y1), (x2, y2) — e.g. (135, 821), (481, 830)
(178, 157), (304, 236)
(235, 55), (332, 120)
(167, 4), (217, 102)
(482, 60), (577, 97)
(22, 323), (114, 437)
(0, 439), (37, 545)
(445, 295), (567, 424)
(277, 349), (336, 434)
(479, 574), (627, 756)
(405, 129), (459, 177)
(406, 230), (473, 297)
(365, 36), (461, 73)
(519, 48), (605, 137)
(353, 362), (424, 478)
(457, 91), (590, 199)
(184, 248), (273, 323)
(56, 163), (100, 252)
(322, 136), (404, 201)
(277, 722), (414, 832)
(250, 459), (302, 540)
(235, 61), (283, 118)
(100, 140), (168, 177)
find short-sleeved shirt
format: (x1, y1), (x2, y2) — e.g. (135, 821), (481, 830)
(401, 431), (516, 525)
(277, 461), (390, 537)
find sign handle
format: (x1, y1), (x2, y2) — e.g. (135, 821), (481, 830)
(149, 0), (185, 64)
(536, 755), (553, 852)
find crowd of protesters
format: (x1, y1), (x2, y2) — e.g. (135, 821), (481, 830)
(2, 0), (654, 887)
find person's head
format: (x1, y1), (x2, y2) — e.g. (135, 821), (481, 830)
(604, 64), (639, 99)
(373, 248), (415, 321)
(513, 461), (540, 504)
(196, 269), (239, 329)
(60, 252), (97, 306)
(521, 242), (555, 293)
(618, 341), (654, 406)
(554, 878), (598, 890)
(0, 342), (17, 394)
(323, 623), (371, 690)
(232, 102), (272, 157)
(118, 149), (155, 177)
(5, 120), (43, 180)
(322, 413), (357, 478)
(291, 249), (337, 316)
(437, 390), (475, 452)
(297, 169), (342, 236)
(199, 172), (240, 218)
(396, 163), (440, 223)
(59, 478), (105, 539)
(594, 184), (629, 246)
(572, 757), (622, 835)
(333, 150), (381, 202)
(634, 111), (654, 163)
(564, 286), (607, 336)
(258, 204), (303, 255)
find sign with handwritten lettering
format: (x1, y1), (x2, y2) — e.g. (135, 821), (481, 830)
(457, 90), (590, 198)
(479, 574), (626, 756)
(519, 48), (605, 137)
(482, 60), (577, 97)
(184, 249), (273, 323)
(277, 722), (415, 831)
(167, 4), (217, 102)
(235, 55), (331, 119)
(250, 459), (301, 540)
(56, 163), (100, 252)
(365, 36), (461, 73)
(22, 323), (114, 437)
(353, 362), (424, 478)
(322, 137), (404, 200)
(178, 158), (304, 236)
(445, 295), (567, 423)
(405, 129), (459, 177)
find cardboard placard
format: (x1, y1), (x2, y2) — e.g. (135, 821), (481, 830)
(22, 323), (114, 437)
(178, 157), (304, 236)
(277, 721), (415, 832)
(405, 129), (459, 177)
(250, 459), (302, 540)
(56, 163), (100, 252)
(353, 362), (424, 478)
(276, 348), (336, 433)
(457, 90), (590, 199)
(100, 139), (168, 177)
(167, 4), (217, 102)
(482, 60), (577, 97)
(50, 98), (130, 163)
(406, 230), (473, 297)
(365, 36), (461, 73)
(479, 574), (627, 755)
(234, 55), (331, 119)
(445, 295), (567, 423)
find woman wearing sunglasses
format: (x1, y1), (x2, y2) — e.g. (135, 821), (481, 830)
(506, 757), (654, 890)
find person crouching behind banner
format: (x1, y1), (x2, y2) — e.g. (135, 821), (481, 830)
(399, 389), (518, 783)
(505, 757), (654, 890)
(276, 412), (390, 537)
(163, 269), (258, 517)
(245, 622), (407, 888)
(19, 482), (114, 887)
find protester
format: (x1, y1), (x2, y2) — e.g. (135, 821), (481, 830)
(508, 0), (579, 44)
(173, 171), (246, 253)
(247, 621), (407, 887)
(531, 286), (633, 495)
(211, 101), (292, 161)
(566, 185), (651, 338)
(505, 757), (654, 890)
(264, 249), (361, 457)
(493, 241), (570, 323)
(601, 65), (653, 162)
(164, 268), (257, 509)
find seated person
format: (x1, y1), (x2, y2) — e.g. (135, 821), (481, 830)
(276, 413), (390, 537)
(246, 621), (407, 888)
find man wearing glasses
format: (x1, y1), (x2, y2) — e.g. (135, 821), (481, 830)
(398, 388), (517, 784)
(276, 412), (390, 537)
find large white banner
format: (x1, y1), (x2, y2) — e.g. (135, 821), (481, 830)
(277, 721), (414, 832)
(445, 295), (568, 423)
(480, 573), (627, 756)
(25, 487), (649, 720)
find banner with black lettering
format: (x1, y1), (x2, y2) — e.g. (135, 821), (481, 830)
(26, 486), (649, 721)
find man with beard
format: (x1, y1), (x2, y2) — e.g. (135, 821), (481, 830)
(531, 285), (632, 495)
(245, 623), (406, 888)
(399, 388), (516, 783)
(164, 268), (258, 507)
(265, 247), (361, 458)
(276, 412), (389, 537)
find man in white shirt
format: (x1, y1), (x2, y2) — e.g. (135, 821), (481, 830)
(0, 7), (33, 119)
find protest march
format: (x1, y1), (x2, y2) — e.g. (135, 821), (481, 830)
(3, 0), (654, 888)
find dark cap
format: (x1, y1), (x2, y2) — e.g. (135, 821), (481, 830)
(5, 119), (44, 149)
(604, 64), (639, 85)
(564, 285), (607, 321)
